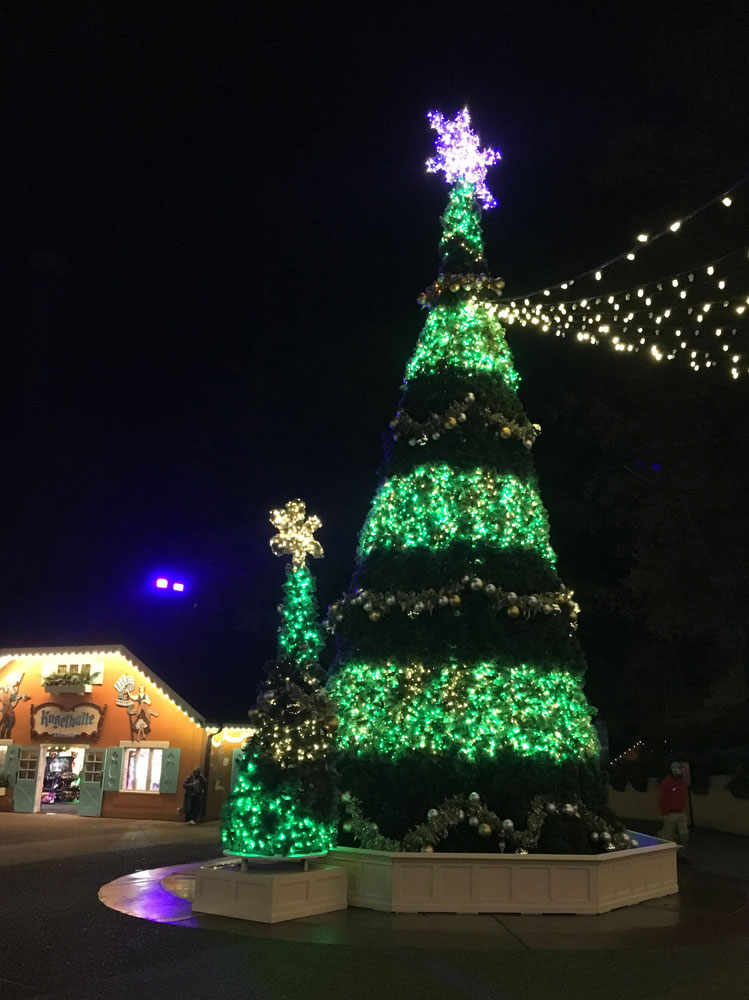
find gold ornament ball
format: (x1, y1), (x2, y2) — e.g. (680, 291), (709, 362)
(325, 716), (340, 733)
(444, 416), (457, 429)
(421, 845), (435, 853)
(507, 605), (520, 618)
(478, 823), (492, 837)
(449, 594), (461, 607)
(500, 426), (512, 439)
(368, 610), (381, 622)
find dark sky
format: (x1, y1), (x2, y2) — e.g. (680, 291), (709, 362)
(2, 3), (748, 720)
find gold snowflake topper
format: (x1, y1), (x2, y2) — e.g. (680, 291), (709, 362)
(269, 499), (324, 569)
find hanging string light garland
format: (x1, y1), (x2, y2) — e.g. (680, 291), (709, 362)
(494, 172), (749, 379)
(501, 246), (749, 378)
(516, 171), (749, 298)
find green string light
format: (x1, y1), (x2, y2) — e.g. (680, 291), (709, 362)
(277, 564), (325, 664)
(439, 180), (486, 265)
(329, 659), (598, 762)
(221, 749), (337, 857)
(405, 300), (520, 385)
(358, 463), (556, 564)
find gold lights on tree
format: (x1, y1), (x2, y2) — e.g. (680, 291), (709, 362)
(269, 499), (324, 569)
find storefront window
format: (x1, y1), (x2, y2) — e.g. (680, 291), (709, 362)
(121, 747), (163, 792)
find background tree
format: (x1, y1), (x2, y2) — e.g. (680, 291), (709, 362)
(553, 365), (749, 756)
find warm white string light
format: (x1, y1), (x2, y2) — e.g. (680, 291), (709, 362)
(501, 246), (749, 378)
(516, 172), (749, 299)
(610, 739), (644, 765)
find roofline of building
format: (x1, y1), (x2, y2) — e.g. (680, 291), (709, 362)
(0, 644), (206, 727)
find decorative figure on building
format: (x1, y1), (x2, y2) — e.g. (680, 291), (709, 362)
(0, 674), (30, 738)
(114, 675), (160, 741)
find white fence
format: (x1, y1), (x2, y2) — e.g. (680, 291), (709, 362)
(609, 776), (749, 836)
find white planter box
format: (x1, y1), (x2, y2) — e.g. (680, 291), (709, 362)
(192, 859), (348, 923)
(330, 835), (678, 915)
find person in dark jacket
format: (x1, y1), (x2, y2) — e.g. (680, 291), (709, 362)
(658, 761), (690, 849)
(182, 768), (207, 824)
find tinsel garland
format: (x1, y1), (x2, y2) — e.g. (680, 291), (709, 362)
(327, 580), (579, 630)
(340, 792), (401, 852)
(389, 391), (541, 450)
(417, 272), (506, 309)
(341, 792), (634, 854)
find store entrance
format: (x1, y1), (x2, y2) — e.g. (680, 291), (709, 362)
(40, 746), (85, 813)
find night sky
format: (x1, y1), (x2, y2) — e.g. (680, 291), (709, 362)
(2, 3), (748, 721)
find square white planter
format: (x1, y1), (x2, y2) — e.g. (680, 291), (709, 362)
(192, 859), (348, 923)
(330, 835), (678, 915)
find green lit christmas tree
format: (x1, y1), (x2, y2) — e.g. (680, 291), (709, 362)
(327, 110), (623, 854)
(221, 500), (339, 858)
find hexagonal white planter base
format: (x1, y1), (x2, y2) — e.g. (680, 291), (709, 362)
(192, 859), (348, 923)
(330, 834), (678, 915)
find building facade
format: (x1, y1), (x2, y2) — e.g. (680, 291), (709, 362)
(0, 645), (252, 821)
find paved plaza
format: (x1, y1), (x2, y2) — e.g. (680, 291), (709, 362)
(3, 812), (749, 999)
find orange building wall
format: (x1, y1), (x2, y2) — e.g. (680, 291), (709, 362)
(0, 649), (209, 821)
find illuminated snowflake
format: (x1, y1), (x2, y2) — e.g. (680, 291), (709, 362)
(426, 107), (501, 209)
(269, 499), (324, 569)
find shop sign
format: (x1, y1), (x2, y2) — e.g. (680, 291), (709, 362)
(30, 702), (106, 740)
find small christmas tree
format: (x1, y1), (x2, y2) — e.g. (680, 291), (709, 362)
(222, 500), (339, 857)
(327, 110), (622, 854)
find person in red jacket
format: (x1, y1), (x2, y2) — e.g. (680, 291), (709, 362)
(658, 761), (691, 850)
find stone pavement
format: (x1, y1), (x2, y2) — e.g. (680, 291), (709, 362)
(0, 810), (219, 866)
(3, 813), (749, 1000)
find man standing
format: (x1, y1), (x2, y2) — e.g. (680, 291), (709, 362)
(182, 768), (207, 824)
(658, 761), (691, 856)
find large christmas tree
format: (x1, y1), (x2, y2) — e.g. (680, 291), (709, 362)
(328, 110), (619, 854)
(222, 500), (339, 857)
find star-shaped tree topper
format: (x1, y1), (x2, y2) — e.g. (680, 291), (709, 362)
(269, 499), (324, 569)
(425, 107), (501, 209)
